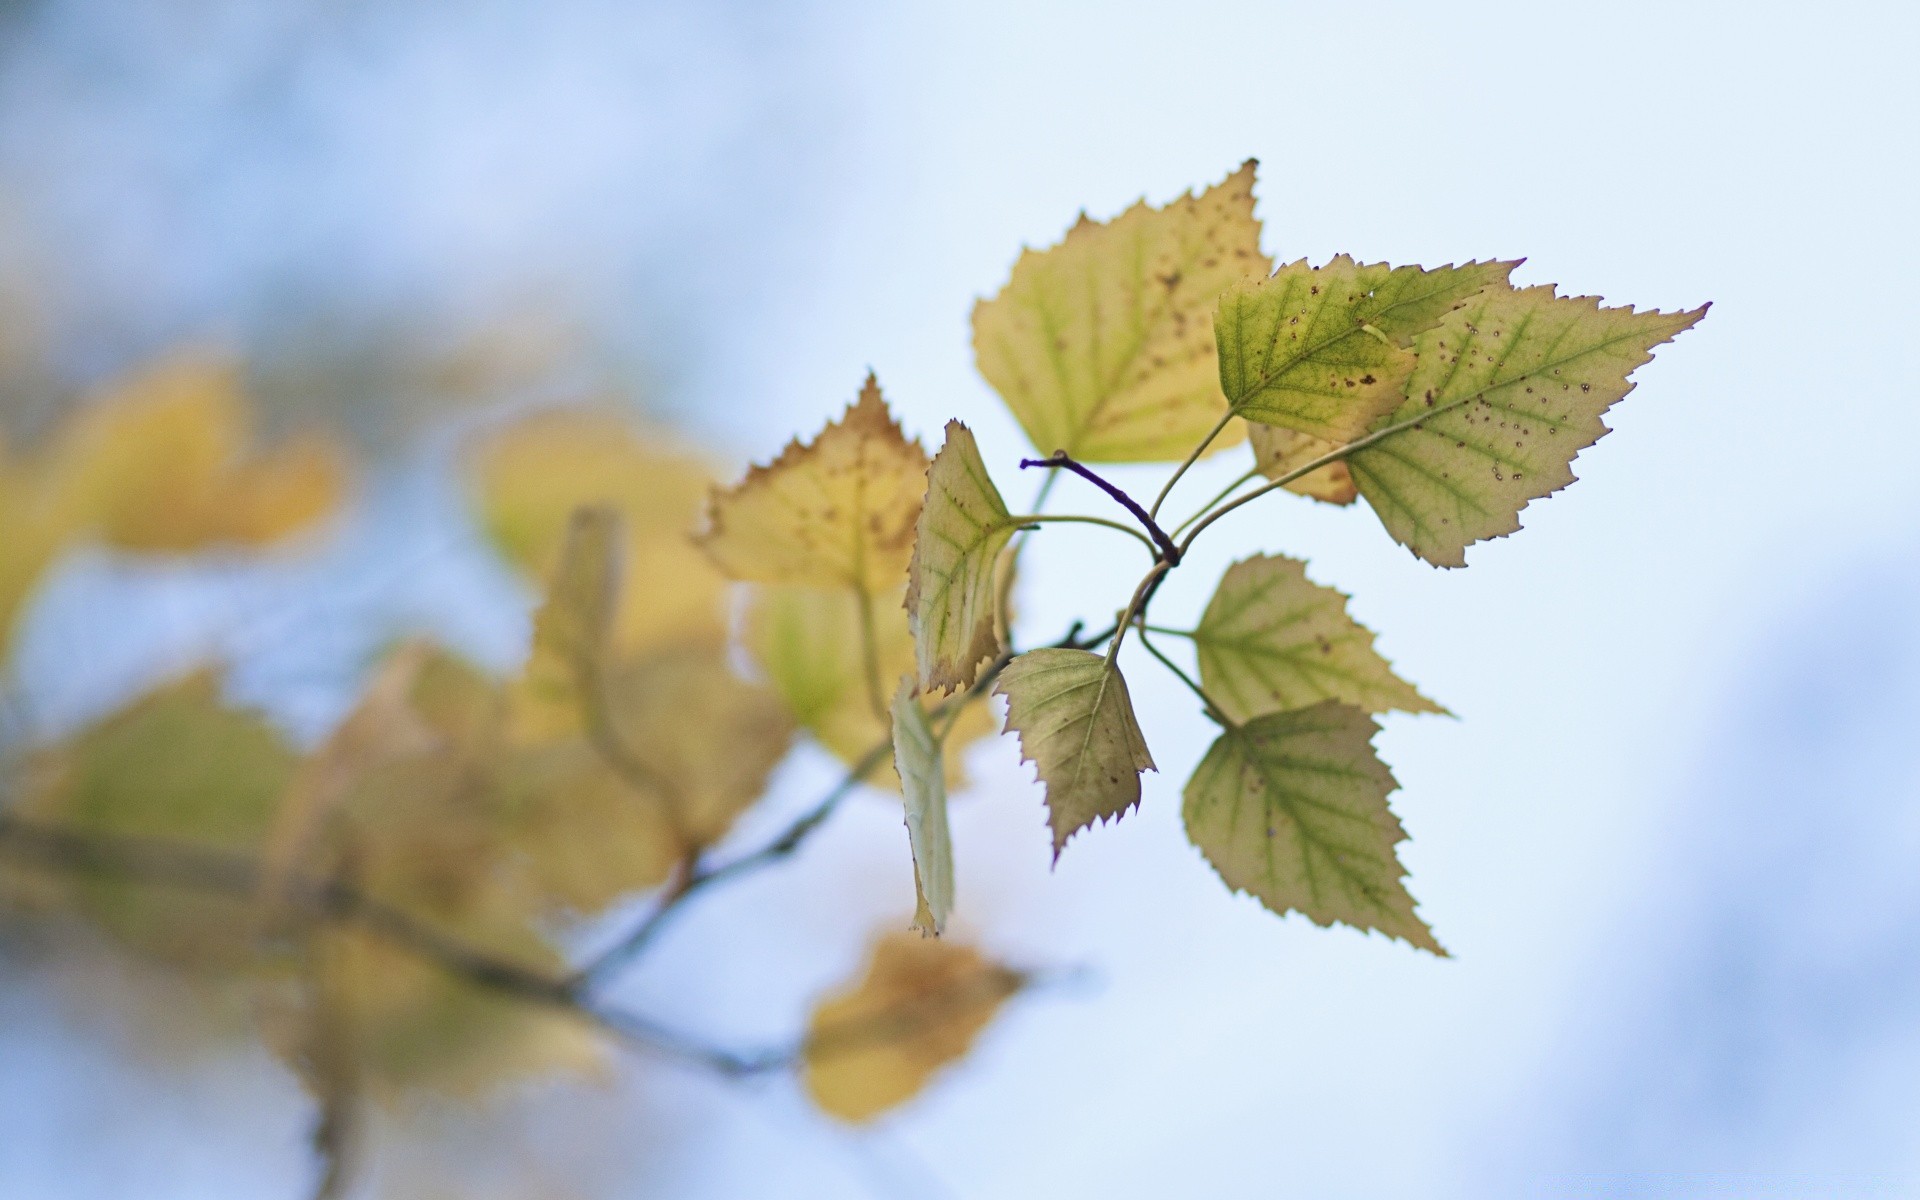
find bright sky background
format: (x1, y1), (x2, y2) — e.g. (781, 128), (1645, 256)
(2, 1), (1918, 1197)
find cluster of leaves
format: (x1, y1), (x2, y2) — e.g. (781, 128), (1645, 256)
(759, 160), (1701, 952)
(0, 160), (1702, 1196)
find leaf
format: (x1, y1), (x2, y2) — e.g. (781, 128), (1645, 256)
(803, 931), (1022, 1122)
(51, 355), (346, 552)
(504, 505), (621, 744)
(698, 375), (928, 594)
(0, 439), (68, 654)
(7, 670), (299, 967)
(746, 584), (997, 791)
(469, 406), (728, 655)
(1246, 424), (1357, 504)
(1183, 701), (1442, 953)
(972, 161), (1271, 462)
(1215, 257), (1518, 443)
(258, 644), (437, 921)
(1193, 554), (1444, 724)
(890, 681), (953, 936)
(994, 648), (1155, 857)
(906, 421), (1018, 693)
(1348, 286), (1708, 566)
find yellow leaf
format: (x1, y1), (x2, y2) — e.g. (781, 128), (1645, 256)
(994, 649), (1155, 858)
(803, 931), (1021, 1122)
(7, 670), (298, 968)
(698, 374), (928, 595)
(504, 506), (622, 744)
(972, 161), (1271, 462)
(906, 421), (1017, 694)
(1246, 424), (1357, 504)
(468, 407), (728, 656)
(51, 354), (346, 552)
(746, 584), (997, 791)
(0, 437), (69, 652)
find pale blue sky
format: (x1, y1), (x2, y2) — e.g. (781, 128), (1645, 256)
(1, 1), (1917, 1196)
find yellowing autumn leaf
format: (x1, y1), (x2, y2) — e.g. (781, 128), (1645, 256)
(0, 438), (69, 653)
(973, 161), (1271, 462)
(7, 670), (298, 968)
(906, 421), (1017, 694)
(469, 406), (727, 655)
(745, 583), (996, 791)
(803, 931), (1022, 1122)
(1347, 287), (1708, 567)
(52, 355), (345, 552)
(1183, 701), (1441, 953)
(891, 681), (953, 936)
(1192, 554), (1444, 724)
(995, 649), (1155, 857)
(1247, 424), (1357, 504)
(1215, 257), (1518, 444)
(699, 375), (928, 595)
(504, 506), (621, 744)
(304, 745), (609, 1097)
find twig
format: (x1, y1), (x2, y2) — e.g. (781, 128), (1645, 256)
(1019, 454), (1181, 564)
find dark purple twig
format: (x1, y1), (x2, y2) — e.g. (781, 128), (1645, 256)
(1020, 453), (1181, 564)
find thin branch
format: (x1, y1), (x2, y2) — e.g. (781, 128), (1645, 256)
(1012, 513), (1157, 556)
(1019, 454), (1181, 565)
(1168, 467), (1260, 540)
(1134, 625), (1228, 725)
(1146, 410), (1238, 522)
(1178, 394), (1479, 556)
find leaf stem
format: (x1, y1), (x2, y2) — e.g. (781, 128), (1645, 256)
(1019, 453), (1180, 565)
(1134, 625), (1228, 725)
(1168, 467), (1260, 540)
(1147, 409), (1237, 522)
(852, 583), (889, 724)
(1011, 514), (1157, 555)
(1178, 395), (1476, 556)
(1139, 624), (1196, 639)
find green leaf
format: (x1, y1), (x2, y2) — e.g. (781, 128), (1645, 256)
(906, 421), (1017, 693)
(972, 161), (1272, 462)
(1183, 701), (1441, 953)
(8, 671), (299, 968)
(1348, 286), (1708, 566)
(1215, 257), (1518, 443)
(994, 648), (1155, 857)
(1193, 554), (1445, 724)
(890, 680), (953, 936)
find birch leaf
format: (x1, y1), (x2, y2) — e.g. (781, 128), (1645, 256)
(52, 355), (345, 551)
(1349, 286), (1708, 566)
(906, 421), (1017, 693)
(1247, 425), (1357, 504)
(469, 407), (727, 655)
(6, 671), (297, 968)
(1183, 701), (1442, 953)
(972, 161), (1270, 462)
(746, 584), (996, 790)
(1193, 554), (1444, 724)
(995, 648), (1155, 857)
(803, 931), (1022, 1122)
(891, 681), (953, 936)
(504, 506), (621, 744)
(1215, 257), (1518, 443)
(699, 375), (928, 594)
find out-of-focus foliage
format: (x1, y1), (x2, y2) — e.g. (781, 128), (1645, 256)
(803, 931), (1022, 1123)
(0, 354), (345, 649)
(0, 158), (1704, 1197)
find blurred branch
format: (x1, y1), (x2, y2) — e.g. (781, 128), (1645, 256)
(572, 617), (1118, 995)
(0, 809), (1081, 1083)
